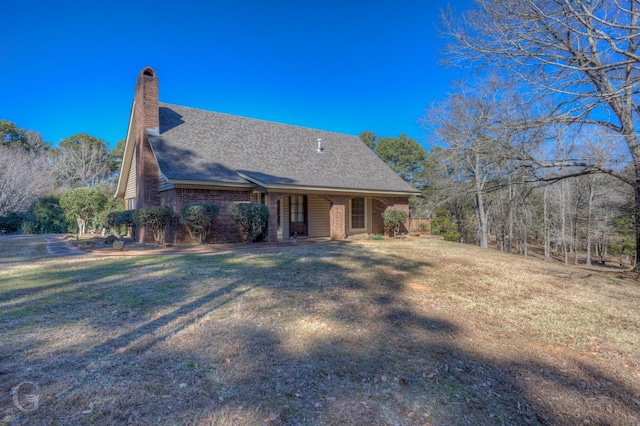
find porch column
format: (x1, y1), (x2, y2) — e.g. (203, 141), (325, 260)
(329, 197), (348, 240)
(265, 192), (279, 242)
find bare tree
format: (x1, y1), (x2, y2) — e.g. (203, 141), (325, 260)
(0, 146), (54, 215)
(443, 0), (640, 263)
(428, 79), (512, 248)
(54, 136), (112, 188)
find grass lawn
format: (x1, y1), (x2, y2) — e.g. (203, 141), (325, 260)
(0, 237), (639, 425)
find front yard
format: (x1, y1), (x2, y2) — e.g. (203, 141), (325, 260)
(1, 237), (638, 425)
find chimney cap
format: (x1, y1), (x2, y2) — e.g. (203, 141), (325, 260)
(142, 66), (156, 77)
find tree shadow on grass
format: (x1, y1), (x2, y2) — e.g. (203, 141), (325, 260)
(2, 243), (639, 425)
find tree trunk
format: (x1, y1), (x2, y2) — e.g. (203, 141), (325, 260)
(586, 177), (595, 266)
(561, 180), (568, 265)
(476, 190), (489, 248)
(543, 186), (550, 262)
(635, 163), (640, 267)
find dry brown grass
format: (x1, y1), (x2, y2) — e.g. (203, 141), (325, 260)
(0, 237), (639, 425)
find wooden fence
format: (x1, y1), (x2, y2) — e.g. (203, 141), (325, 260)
(404, 217), (431, 235)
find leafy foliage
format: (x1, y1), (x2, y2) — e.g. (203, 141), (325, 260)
(101, 210), (127, 237)
(375, 134), (426, 187)
(0, 212), (25, 234)
(179, 204), (220, 244)
(227, 202), (269, 243)
(136, 206), (174, 244)
(113, 210), (138, 240)
(431, 210), (462, 242)
(382, 209), (408, 237)
(59, 188), (107, 234)
(359, 130), (379, 151)
(22, 196), (68, 234)
(0, 120), (50, 152)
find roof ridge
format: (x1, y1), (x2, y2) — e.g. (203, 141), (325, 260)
(158, 101), (361, 138)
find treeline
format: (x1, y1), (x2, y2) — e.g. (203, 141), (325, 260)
(0, 120), (124, 234)
(361, 129), (634, 266)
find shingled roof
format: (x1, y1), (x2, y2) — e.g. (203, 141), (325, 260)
(148, 102), (419, 195)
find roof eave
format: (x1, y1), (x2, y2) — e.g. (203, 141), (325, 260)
(235, 172), (419, 196)
(167, 178), (255, 191)
(114, 100), (136, 198)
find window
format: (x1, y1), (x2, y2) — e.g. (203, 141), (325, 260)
(351, 197), (365, 230)
(291, 195), (305, 223)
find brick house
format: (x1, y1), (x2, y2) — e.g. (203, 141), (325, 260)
(115, 67), (420, 243)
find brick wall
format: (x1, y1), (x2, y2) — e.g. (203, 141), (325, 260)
(371, 198), (386, 234)
(168, 188), (251, 243)
(328, 197), (348, 240)
(133, 67), (161, 243)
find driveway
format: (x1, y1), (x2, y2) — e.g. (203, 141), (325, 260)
(0, 234), (86, 256)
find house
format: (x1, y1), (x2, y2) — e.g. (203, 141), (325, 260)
(115, 67), (420, 243)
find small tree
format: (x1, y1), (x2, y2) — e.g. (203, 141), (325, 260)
(227, 202), (269, 243)
(179, 204), (219, 244)
(136, 206), (173, 244)
(103, 211), (127, 237)
(115, 210), (137, 239)
(382, 209), (408, 237)
(59, 188), (107, 234)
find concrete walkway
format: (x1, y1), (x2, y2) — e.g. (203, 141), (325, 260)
(43, 235), (86, 256)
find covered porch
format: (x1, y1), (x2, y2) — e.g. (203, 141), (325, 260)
(258, 191), (410, 242)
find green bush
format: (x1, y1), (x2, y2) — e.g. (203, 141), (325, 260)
(227, 203), (269, 243)
(179, 204), (219, 244)
(370, 233), (384, 240)
(382, 209), (408, 237)
(59, 188), (107, 234)
(102, 210), (127, 237)
(115, 210), (138, 240)
(21, 196), (68, 234)
(136, 206), (174, 244)
(0, 212), (24, 234)
(431, 214), (461, 242)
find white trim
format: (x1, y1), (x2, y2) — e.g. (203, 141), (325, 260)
(115, 99), (137, 198)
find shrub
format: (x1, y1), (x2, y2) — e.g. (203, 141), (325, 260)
(102, 210), (127, 237)
(370, 234), (384, 240)
(21, 196), (67, 234)
(431, 214), (461, 242)
(0, 212), (24, 234)
(382, 209), (408, 237)
(227, 202), (269, 243)
(59, 188), (107, 234)
(114, 209), (138, 241)
(136, 206), (174, 244)
(179, 204), (219, 244)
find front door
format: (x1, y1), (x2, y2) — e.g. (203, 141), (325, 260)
(289, 195), (307, 236)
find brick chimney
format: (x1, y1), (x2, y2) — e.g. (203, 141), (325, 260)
(133, 67), (161, 241)
(135, 66), (159, 135)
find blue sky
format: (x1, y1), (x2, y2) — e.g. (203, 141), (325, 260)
(1, 0), (473, 148)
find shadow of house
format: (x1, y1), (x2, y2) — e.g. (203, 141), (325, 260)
(4, 242), (637, 424)
(115, 67), (420, 244)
